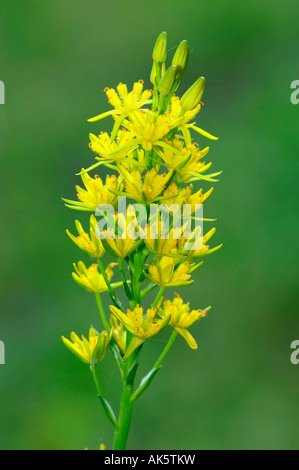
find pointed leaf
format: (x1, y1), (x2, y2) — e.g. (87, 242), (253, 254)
(130, 366), (162, 402)
(98, 396), (119, 429)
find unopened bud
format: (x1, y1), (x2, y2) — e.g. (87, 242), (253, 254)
(172, 40), (189, 79)
(180, 77), (205, 110)
(152, 32), (168, 63)
(158, 65), (181, 96)
(150, 62), (156, 85)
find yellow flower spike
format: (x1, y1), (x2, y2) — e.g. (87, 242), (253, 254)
(62, 328), (110, 365)
(110, 305), (170, 360)
(145, 257), (194, 287)
(160, 295), (209, 349)
(66, 215), (105, 260)
(110, 315), (127, 355)
(72, 261), (122, 294)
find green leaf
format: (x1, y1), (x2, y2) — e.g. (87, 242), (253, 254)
(125, 362), (139, 386)
(110, 344), (125, 376)
(130, 366), (162, 402)
(98, 396), (119, 429)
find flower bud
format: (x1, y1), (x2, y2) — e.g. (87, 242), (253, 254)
(158, 65), (182, 96)
(150, 62), (156, 85)
(110, 315), (127, 355)
(90, 330), (110, 365)
(152, 32), (167, 63)
(62, 328), (110, 365)
(172, 40), (189, 79)
(180, 77), (205, 111)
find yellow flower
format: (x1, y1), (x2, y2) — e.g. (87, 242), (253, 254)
(163, 184), (213, 211)
(72, 261), (121, 293)
(88, 81), (152, 123)
(110, 305), (170, 359)
(62, 328), (110, 364)
(124, 112), (182, 152)
(166, 96), (201, 129)
(101, 210), (142, 258)
(67, 215), (105, 259)
(145, 256), (199, 287)
(176, 227), (222, 260)
(117, 166), (173, 203)
(110, 315), (127, 355)
(89, 129), (136, 162)
(143, 219), (179, 255)
(160, 295), (209, 349)
(63, 171), (121, 211)
(166, 96), (218, 146)
(160, 139), (220, 183)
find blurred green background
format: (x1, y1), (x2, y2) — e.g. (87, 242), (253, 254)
(0, 0), (298, 450)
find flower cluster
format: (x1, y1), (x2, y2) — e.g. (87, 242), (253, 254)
(61, 32), (221, 450)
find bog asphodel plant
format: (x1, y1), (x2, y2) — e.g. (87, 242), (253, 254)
(62, 32), (222, 450)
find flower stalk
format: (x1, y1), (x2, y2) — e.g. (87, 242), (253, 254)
(61, 31), (221, 450)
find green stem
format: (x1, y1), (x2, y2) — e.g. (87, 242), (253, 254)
(130, 330), (178, 403)
(95, 293), (110, 333)
(118, 259), (132, 300)
(152, 286), (166, 309)
(98, 259), (123, 310)
(154, 330), (178, 369)
(141, 283), (158, 299)
(112, 380), (134, 449)
(90, 364), (103, 396)
(112, 352), (136, 450)
(90, 364), (119, 429)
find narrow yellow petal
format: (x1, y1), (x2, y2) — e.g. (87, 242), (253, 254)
(175, 327), (198, 349)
